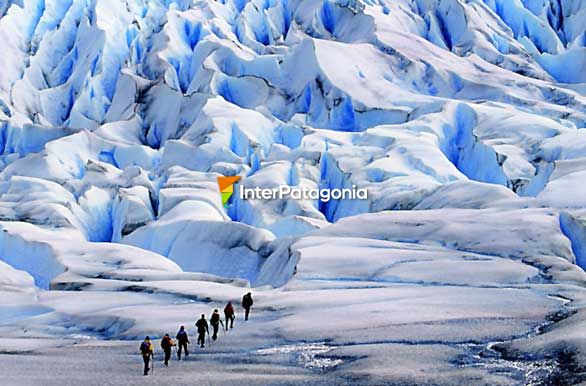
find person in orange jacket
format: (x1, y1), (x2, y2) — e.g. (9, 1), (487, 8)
(160, 334), (176, 367)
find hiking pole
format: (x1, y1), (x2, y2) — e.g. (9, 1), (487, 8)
(151, 353), (154, 375)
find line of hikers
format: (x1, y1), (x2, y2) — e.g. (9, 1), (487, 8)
(139, 292), (254, 376)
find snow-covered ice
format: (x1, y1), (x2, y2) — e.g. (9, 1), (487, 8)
(0, 0), (585, 384)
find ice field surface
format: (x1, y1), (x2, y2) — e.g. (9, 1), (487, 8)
(0, 0), (585, 384)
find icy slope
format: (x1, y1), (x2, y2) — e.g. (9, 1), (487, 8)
(0, 0), (585, 384)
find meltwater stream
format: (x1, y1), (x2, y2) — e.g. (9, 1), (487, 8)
(456, 295), (573, 385)
(256, 342), (344, 371)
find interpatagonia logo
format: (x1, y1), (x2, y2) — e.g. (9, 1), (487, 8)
(217, 175), (368, 207)
(240, 184), (368, 202)
(217, 176), (241, 207)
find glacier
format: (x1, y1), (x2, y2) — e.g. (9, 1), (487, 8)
(0, 0), (585, 384)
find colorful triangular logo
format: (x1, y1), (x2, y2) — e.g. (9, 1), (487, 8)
(217, 176), (241, 207)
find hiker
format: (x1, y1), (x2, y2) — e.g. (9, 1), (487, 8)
(195, 314), (209, 348)
(224, 301), (235, 330)
(139, 336), (154, 376)
(160, 334), (175, 367)
(210, 309), (224, 341)
(176, 325), (190, 360)
(242, 292), (254, 321)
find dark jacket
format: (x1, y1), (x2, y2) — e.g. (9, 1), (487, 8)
(242, 294), (253, 309)
(210, 312), (222, 326)
(224, 303), (235, 316)
(196, 319), (209, 334)
(161, 336), (174, 351)
(176, 330), (189, 343)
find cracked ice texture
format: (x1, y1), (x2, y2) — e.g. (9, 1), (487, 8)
(0, 0), (583, 312)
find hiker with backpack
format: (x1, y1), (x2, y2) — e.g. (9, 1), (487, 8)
(176, 325), (190, 360)
(195, 314), (209, 348)
(224, 301), (235, 330)
(160, 334), (175, 367)
(242, 292), (254, 321)
(210, 309), (224, 341)
(139, 336), (154, 376)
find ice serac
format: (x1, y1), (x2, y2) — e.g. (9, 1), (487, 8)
(0, 0), (583, 286)
(560, 211), (586, 270)
(0, 223), (63, 290)
(0, 0), (585, 383)
(123, 213), (276, 283)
